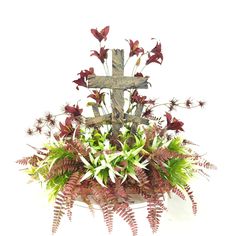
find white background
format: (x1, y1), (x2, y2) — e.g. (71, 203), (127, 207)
(0, 0), (236, 235)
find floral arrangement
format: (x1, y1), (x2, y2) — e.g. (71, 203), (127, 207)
(17, 26), (216, 236)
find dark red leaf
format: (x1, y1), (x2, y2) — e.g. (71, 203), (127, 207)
(91, 26), (110, 42)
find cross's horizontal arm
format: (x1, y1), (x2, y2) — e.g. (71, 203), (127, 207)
(88, 75), (149, 89)
(85, 113), (149, 126)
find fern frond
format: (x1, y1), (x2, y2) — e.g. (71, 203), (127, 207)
(150, 148), (189, 175)
(149, 165), (172, 194)
(146, 196), (164, 234)
(47, 158), (80, 179)
(52, 193), (65, 234)
(16, 155), (43, 167)
(63, 172), (81, 221)
(184, 184), (197, 215)
(114, 179), (129, 201)
(194, 156), (217, 170)
(115, 203), (138, 236)
(171, 187), (186, 200)
(16, 157), (31, 165)
(91, 183), (116, 233)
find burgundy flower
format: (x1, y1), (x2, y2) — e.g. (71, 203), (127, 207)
(91, 47), (109, 63)
(146, 53), (163, 65)
(73, 68), (94, 90)
(198, 101), (206, 108)
(64, 104), (83, 117)
(151, 42), (162, 54)
(88, 90), (105, 105)
(45, 113), (53, 122)
(165, 112), (184, 132)
(91, 26), (110, 42)
(134, 72), (144, 77)
(35, 126), (42, 134)
(142, 107), (153, 118)
(59, 117), (74, 137)
(131, 90), (154, 105)
(128, 40), (144, 57)
(185, 99), (192, 108)
(26, 128), (34, 136)
(146, 42), (163, 65)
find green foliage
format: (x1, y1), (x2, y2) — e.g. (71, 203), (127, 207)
(167, 137), (187, 154)
(46, 175), (70, 202)
(80, 132), (148, 186)
(163, 158), (195, 188)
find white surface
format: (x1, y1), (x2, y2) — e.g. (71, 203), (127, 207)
(0, 0), (235, 235)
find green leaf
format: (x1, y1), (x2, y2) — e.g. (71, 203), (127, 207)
(95, 174), (106, 187)
(80, 171), (93, 182)
(80, 155), (91, 167)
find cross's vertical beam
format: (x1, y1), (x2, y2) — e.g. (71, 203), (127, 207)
(111, 49), (124, 138)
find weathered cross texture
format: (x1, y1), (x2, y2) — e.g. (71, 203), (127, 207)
(86, 49), (149, 138)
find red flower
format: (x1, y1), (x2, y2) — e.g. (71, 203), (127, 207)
(91, 47), (109, 63)
(91, 26), (110, 42)
(64, 104), (83, 117)
(142, 107), (153, 118)
(73, 68), (94, 90)
(134, 72), (144, 77)
(131, 90), (154, 105)
(128, 40), (144, 57)
(59, 117), (74, 137)
(88, 90), (105, 105)
(146, 42), (163, 65)
(198, 101), (206, 108)
(151, 42), (162, 54)
(165, 112), (184, 132)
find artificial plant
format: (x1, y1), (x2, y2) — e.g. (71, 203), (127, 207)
(17, 26), (215, 236)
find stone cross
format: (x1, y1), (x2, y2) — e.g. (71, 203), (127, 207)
(86, 49), (149, 138)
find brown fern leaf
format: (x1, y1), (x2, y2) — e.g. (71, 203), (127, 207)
(16, 157), (31, 165)
(91, 183), (116, 233)
(150, 148), (189, 174)
(52, 193), (65, 234)
(144, 124), (161, 149)
(194, 156), (217, 170)
(63, 172), (81, 221)
(171, 187), (186, 200)
(148, 165), (172, 194)
(115, 202), (138, 236)
(114, 179), (129, 201)
(184, 185), (197, 215)
(47, 158), (80, 179)
(16, 155), (43, 167)
(146, 196), (164, 234)
(66, 140), (90, 158)
(135, 167), (150, 188)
